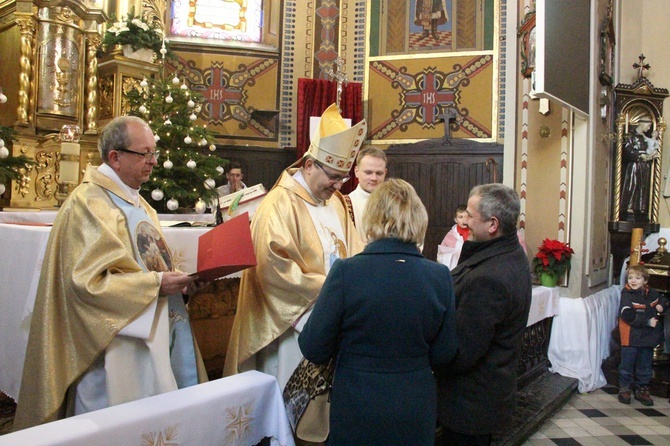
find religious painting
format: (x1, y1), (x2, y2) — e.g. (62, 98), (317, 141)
(170, 0), (263, 42)
(370, 0), (490, 56)
(367, 55), (494, 140)
(409, 0), (453, 52)
(136, 222), (174, 273)
(171, 50), (279, 141)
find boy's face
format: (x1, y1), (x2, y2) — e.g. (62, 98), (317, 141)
(627, 271), (648, 290)
(455, 211), (468, 229)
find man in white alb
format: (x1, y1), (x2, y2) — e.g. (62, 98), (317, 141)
(346, 146), (388, 241)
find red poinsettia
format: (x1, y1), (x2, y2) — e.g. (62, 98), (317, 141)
(532, 238), (575, 278)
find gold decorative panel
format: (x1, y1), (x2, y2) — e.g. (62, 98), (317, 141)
(35, 7), (85, 131)
(9, 135), (99, 209)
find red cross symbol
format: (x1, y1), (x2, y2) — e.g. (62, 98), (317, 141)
(404, 72), (455, 124)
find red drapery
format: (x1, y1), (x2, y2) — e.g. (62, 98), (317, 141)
(296, 78), (364, 194)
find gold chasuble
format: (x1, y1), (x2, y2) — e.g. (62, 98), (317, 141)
(13, 167), (207, 431)
(223, 168), (363, 383)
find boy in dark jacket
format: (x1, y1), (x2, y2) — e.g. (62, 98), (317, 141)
(618, 264), (668, 406)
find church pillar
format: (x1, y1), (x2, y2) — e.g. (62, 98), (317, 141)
(85, 33), (102, 134)
(15, 15), (35, 127)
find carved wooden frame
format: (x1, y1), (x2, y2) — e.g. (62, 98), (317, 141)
(518, 11), (536, 78)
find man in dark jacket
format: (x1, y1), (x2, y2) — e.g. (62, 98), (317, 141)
(435, 183), (532, 446)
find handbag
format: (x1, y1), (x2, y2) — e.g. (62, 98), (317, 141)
(282, 357), (335, 442)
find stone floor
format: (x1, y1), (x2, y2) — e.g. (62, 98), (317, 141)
(524, 385), (670, 445)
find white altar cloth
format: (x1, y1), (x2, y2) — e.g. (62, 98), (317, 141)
(547, 285), (621, 393)
(0, 222), (209, 401)
(0, 371), (295, 446)
(527, 286), (560, 327)
(0, 210), (215, 225)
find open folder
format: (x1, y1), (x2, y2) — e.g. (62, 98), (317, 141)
(191, 212), (257, 281)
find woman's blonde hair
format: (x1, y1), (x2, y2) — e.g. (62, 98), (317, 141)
(363, 178), (428, 246)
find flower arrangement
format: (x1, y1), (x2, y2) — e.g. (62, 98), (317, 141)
(532, 239), (575, 282)
(102, 11), (165, 54)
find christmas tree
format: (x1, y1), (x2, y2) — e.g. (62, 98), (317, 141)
(0, 90), (36, 199)
(124, 41), (226, 213)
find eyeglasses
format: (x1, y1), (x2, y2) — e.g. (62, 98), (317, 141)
(313, 160), (350, 184)
(117, 148), (160, 161)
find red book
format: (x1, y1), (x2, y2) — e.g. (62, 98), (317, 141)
(191, 212), (256, 281)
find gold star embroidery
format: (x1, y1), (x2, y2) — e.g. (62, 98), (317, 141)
(141, 425), (180, 446)
(171, 247), (187, 271)
(225, 404), (254, 443)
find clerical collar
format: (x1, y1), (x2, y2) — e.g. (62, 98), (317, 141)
(293, 169), (325, 205)
(97, 163), (141, 207)
(355, 185), (371, 198)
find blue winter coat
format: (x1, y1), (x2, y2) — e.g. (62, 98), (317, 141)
(299, 238), (457, 445)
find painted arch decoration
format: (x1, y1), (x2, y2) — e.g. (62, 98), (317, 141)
(367, 54), (494, 140)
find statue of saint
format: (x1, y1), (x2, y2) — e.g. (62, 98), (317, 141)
(620, 118), (660, 221)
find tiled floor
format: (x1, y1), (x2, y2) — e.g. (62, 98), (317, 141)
(523, 385), (670, 445)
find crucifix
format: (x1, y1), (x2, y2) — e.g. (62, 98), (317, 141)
(633, 54), (651, 79)
(324, 57), (349, 112)
(436, 108), (458, 145)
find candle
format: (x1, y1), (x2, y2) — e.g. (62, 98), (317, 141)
(59, 160), (79, 183)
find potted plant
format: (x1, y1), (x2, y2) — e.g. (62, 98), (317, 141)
(532, 238), (575, 287)
(101, 11), (166, 61)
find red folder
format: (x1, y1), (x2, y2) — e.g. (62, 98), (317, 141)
(192, 212), (257, 281)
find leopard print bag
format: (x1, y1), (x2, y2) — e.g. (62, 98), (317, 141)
(282, 357), (335, 442)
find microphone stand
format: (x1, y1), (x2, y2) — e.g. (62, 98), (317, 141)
(215, 194), (223, 226)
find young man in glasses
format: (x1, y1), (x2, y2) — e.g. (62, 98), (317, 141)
(224, 104), (366, 390)
(14, 116), (207, 430)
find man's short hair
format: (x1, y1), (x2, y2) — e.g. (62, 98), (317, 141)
(99, 116), (148, 163)
(227, 161), (243, 173)
(363, 178), (427, 246)
(470, 183), (520, 235)
(356, 146), (387, 165)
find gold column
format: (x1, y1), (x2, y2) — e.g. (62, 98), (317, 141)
(612, 115), (626, 221)
(16, 16), (36, 126)
(107, 0), (143, 18)
(651, 117), (666, 223)
(85, 34), (102, 134)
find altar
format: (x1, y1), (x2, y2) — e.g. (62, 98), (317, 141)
(0, 371), (295, 446)
(0, 214), (213, 401)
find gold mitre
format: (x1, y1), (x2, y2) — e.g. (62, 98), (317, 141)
(307, 103), (368, 173)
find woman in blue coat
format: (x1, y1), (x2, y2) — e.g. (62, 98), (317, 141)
(299, 178), (458, 445)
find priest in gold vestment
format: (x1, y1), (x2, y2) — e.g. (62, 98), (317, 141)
(224, 104), (367, 389)
(13, 116), (207, 431)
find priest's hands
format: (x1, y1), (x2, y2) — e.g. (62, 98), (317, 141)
(160, 271), (196, 295)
